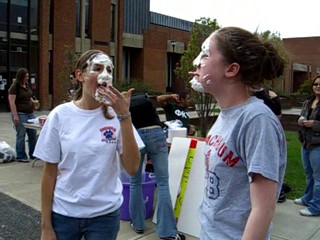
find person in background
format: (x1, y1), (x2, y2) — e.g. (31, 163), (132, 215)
(189, 26), (287, 239)
(127, 92), (185, 240)
(157, 92), (196, 135)
(8, 68), (38, 163)
(295, 75), (320, 217)
(252, 88), (282, 119)
(67, 71), (78, 100)
(252, 87), (291, 203)
(33, 50), (144, 240)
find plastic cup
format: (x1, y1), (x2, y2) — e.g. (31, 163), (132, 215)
(33, 100), (40, 110)
(39, 116), (47, 126)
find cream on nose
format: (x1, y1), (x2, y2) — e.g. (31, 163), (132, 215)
(97, 69), (112, 85)
(193, 53), (201, 68)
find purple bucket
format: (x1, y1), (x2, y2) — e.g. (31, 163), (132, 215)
(120, 173), (156, 221)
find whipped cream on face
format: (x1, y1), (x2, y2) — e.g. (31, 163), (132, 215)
(189, 37), (212, 93)
(86, 53), (114, 103)
(190, 77), (206, 92)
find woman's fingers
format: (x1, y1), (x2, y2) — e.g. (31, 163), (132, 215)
(100, 85), (134, 115)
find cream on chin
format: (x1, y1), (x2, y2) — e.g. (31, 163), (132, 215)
(95, 79), (112, 103)
(189, 77), (206, 93)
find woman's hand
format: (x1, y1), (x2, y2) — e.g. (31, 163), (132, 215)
(40, 228), (57, 240)
(171, 94), (179, 101)
(98, 85), (134, 115)
(302, 120), (314, 128)
(13, 115), (20, 125)
(297, 116), (305, 126)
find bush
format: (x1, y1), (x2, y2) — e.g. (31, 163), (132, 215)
(113, 79), (161, 95)
(298, 79), (312, 95)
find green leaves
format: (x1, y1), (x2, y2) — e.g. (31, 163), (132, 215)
(175, 17), (220, 137)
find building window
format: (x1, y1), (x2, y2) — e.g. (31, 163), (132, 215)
(76, 0), (81, 37)
(11, 0), (28, 33)
(49, 0), (53, 33)
(0, 0), (8, 31)
(76, 0), (90, 38)
(84, 0), (90, 38)
(10, 38), (27, 69)
(110, 3), (115, 42)
(30, 0), (38, 34)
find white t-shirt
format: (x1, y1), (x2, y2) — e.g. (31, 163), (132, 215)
(34, 101), (144, 218)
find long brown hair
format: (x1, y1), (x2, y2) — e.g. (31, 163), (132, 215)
(73, 50), (113, 119)
(14, 68), (29, 86)
(311, 75), (320, 95)
(215, 27), (286, 88)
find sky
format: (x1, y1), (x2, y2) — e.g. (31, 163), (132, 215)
(150, 0), (320, 38)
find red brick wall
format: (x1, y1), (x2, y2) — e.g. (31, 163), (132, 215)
(38, 0), (50, 109)
(91, 0), (111, 53)
(116, 0), (124, 82)
(284, 37), (320, 92)
(143, 24), (191, 93)
(284, 37), (320, 70)
(143, 29), (168, 92)
(51, 0), (76, 107)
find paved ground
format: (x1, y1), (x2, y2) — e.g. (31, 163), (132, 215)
(0, 109), (319, 240)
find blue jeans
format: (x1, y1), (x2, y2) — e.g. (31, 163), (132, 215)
(52, 210), (120, 240)
(11, 112), (37, 160)
(129, 127), (177, 238)
(301, 146), (320, 215)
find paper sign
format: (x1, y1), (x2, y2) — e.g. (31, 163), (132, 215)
(152, 137), (191, 224)
(177, 140), (206, 237)
(174, 139), (198, 218)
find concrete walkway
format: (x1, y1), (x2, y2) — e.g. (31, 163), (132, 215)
(1, 109), (319, 240)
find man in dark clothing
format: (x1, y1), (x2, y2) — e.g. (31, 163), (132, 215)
(253, 88), (282, 119)
(157, 92), (196, 135)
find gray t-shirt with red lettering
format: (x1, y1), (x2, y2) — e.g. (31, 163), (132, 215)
(199, 97), (286, 240)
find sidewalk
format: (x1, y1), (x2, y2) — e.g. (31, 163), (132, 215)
(1, 109), (319, 240)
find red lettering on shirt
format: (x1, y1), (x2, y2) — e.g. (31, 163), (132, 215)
(206, 134), (240, 167)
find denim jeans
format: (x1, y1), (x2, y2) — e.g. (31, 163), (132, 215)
(301, 146), (320, 215)
(11, 112), (37, 160)
(129, 127), (177, 238)
(52, 210), (120, 240)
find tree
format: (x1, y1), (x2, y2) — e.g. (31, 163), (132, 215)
(58, 46), (78, 103)
(175, 17), (220, 137)
(256, 30), (291, 94)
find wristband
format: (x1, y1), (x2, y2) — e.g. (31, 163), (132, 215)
(117, 112), (131, 121)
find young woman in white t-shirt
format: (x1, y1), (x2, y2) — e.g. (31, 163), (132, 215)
(34, 50), (144, 240)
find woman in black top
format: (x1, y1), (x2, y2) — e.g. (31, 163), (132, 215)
(128, 93), (185, 240)
(8, 68), (37, 162)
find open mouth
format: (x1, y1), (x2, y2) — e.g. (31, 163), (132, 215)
(97, 82), (108, 88)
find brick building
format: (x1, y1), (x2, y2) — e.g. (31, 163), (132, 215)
(283, 37), (320, 93)
(0, 0), (319, 111)
(0, 0), (191, 111)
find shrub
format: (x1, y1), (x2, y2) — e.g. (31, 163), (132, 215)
(298, 79), (313, 95)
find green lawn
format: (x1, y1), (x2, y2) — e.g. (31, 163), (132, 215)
(285, 131), (305, 200)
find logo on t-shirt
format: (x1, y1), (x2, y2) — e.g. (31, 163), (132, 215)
(100, 126), (117, 143)
(174, 109), (189, 119)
